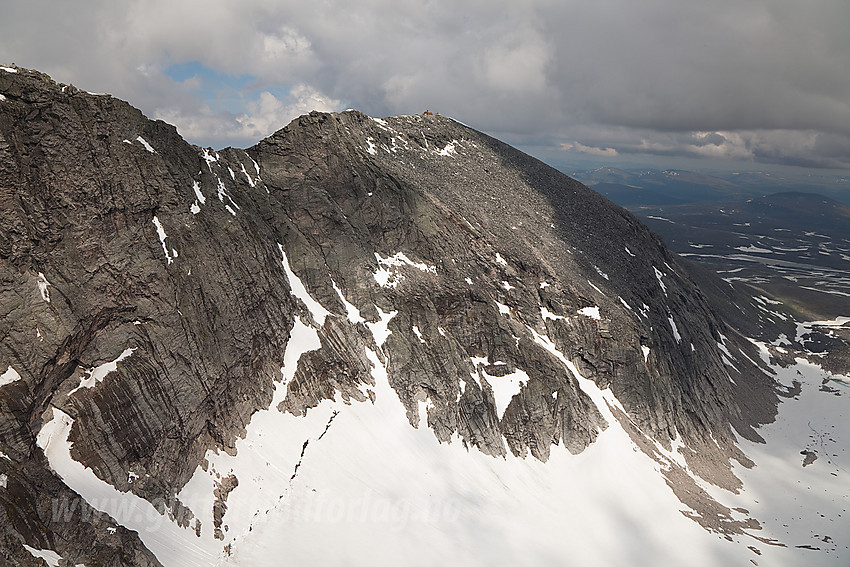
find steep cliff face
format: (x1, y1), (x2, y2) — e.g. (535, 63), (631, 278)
(250, 110), (779, 471)
(0, 67), (797, 565)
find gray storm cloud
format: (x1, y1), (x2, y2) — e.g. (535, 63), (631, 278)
(1, 0), (848, 168)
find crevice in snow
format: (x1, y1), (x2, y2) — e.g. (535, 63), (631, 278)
(317, 411), (339, 441)
(289, 440), (310, 482)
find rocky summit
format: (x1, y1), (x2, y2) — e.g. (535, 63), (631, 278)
(0, 66), (847, 567)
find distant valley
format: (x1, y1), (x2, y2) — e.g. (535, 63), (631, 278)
(572, 167), (850, 321)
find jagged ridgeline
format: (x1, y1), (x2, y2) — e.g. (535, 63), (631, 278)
(0, 66), (787, 565)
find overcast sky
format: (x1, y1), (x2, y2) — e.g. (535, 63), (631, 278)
(2, 0), (849, 172)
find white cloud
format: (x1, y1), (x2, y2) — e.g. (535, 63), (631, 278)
(236, 86), (341, 140)
(479, 28), (550, 95)
(155, 85), (341, 148)
(261, 27), (312, 59)
(576, 128), (850, 169)
(1, 0), (849, 168)
(560, 142), (619, 157)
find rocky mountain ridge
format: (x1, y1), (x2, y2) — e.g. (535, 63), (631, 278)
(0, 65), (840, 566)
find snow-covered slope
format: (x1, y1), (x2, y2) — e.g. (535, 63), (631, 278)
(35, 258), (850, 566)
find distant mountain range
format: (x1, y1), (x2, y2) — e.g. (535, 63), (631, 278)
(568, 166), (850, 207)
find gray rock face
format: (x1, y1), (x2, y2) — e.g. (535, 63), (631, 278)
(0, 67), (783, 564)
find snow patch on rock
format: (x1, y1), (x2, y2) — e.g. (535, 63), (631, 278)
(67, 348), (136, 397)
(0, 366), (21, 387)
(578, 306), (601, 320)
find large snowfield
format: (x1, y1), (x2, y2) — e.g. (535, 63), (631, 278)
(35, 253), (849, 567)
